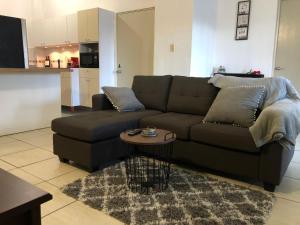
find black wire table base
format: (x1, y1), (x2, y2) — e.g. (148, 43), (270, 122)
(124, 143), (173, 194)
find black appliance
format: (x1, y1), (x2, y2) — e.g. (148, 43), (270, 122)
(80, 53), (99, 68)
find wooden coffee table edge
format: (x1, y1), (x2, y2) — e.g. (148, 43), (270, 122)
(120, 129), (176, 146)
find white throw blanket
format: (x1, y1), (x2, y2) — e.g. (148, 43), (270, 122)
(208, 75), (300, 150)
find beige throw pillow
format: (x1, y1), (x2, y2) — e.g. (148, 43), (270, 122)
(203, 86), (265, 127)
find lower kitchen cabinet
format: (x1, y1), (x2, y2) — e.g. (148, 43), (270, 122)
(79, 68), (100, 107)
(61, 69), (80, 107)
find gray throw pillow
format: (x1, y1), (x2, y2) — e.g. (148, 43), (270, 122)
(203, 86), (266, 127)
(102, 87), (145, 112)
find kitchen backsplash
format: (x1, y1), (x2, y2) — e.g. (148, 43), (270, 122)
(29, 45), (79, 68)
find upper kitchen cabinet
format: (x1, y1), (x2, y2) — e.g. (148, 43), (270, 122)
(78, 8), (99, 43)
(44, 17), (67, 46)
(28, 14), (78, 48)
(28, 20), (45, 48)
(66, 14), (78, 44)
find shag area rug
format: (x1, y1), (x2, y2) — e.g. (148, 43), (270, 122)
(62, 162), (275, 225)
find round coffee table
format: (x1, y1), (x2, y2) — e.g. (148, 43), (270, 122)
(120, 129), (176, 193)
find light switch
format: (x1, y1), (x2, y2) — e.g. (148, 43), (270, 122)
(170, 44), (175, 53)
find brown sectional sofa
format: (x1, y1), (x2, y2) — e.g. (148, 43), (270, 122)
(52, 75), (294, 191)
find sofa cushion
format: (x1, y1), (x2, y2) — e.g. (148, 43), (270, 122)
(52, 110), (161, 142)
(190, 122), (260, 153)
(167, 76), (219, 115)
(132, 75), (172, 112)
(139, 112), (204, 140)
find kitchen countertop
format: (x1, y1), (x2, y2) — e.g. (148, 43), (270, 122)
(0, 67), (76, 74)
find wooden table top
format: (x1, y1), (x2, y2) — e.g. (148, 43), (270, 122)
(120, 129), (176, 146)
(0, 169), (52, 220)
(0, 67), (72, 74)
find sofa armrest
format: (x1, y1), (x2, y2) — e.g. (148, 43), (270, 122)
(92, 94), (114, 111)
(250, 99), (300, 148)
(259, 142), (294, 186)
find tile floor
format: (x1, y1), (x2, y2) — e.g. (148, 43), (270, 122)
(0, 129), (300, 225)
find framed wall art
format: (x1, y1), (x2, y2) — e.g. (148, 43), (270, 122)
(238, 1), (250, 14)
(235, 0), (251, 40)
(236, 27), (248, 40)
(237, 15), (249, 27)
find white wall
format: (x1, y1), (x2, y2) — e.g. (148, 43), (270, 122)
(154, 0), (219, 77)
(154, 0), (194, 75)
(0, 0), (279, 77)
(30, 0), (155, 20)
(190, 0), (218, 77)
(154, 0), (279, 77)
(0, 0), (155, 22)
(0, 0), (31, 19)
(213, 0), (279, 76)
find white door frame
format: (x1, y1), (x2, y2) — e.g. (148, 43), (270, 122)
(272, 0), (284, 77)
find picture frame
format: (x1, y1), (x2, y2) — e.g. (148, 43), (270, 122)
(236, 27), (248, 40)
(235, 0), (251, 40)
(238, 1), (250, 15)
(237, 15), (249, 27)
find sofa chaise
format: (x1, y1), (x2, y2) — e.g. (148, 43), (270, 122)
(51, 75), (294, 191)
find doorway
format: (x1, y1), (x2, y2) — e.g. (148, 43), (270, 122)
(274, 0), (300, 91)
(116, 8), (155, 87)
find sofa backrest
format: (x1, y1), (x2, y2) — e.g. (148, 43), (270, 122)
(167, 76), (219, 115)
(132, 75), (172, 112)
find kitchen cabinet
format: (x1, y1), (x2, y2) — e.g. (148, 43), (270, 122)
(27, 13), (78, 48)
(44, 17), (67, 46)
(66, 14), (78, 44)
(77, 8), (115, 106)
(87, 9), (99, 42)
(28, 20), (46, 47)
(78, 8), (99, 43)
(61, 69), (80, 107)
(77, 10), (88, 43)
(79, 76), (88, 107)
(79, 68), (100, 107)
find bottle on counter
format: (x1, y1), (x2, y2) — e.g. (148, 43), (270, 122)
(67, 58), (72, 68)
(45, 56), (50, 68)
